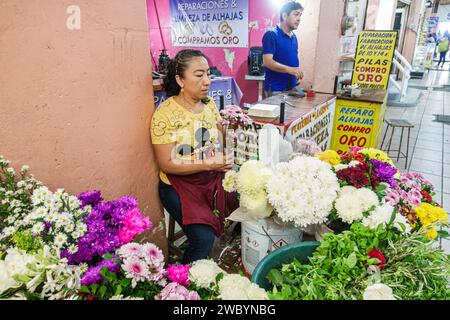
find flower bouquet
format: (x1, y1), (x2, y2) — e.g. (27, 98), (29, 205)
(314, 147), (449, 239)
(0, 157), (152, 299)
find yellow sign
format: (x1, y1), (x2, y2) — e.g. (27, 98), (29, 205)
(331, 98), (386, 155)
(351, 31), (398, 89)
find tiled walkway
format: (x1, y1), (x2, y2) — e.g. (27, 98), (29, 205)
(380, 68), (450, 253)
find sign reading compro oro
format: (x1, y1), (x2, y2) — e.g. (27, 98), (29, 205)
(170, 0), (248, 48)
(351, 31), (398, 89)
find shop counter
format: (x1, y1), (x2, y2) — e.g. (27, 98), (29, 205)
(235, 91), (336, 165)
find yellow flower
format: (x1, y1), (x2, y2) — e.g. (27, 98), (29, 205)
(415, 203), (448, 226)
(359, 148), (395, 167)
(422, 226), (438, 239)
(315, 150), (341, 166)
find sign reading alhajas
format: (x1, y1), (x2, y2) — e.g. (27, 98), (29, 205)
(170, 0), (249, 48)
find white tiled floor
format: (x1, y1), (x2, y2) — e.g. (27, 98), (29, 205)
(381, 68), (450, 253)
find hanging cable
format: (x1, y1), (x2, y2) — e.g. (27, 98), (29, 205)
(153, 0), (167, 51)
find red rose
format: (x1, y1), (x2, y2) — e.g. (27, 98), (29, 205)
(368, 248), (386, 270)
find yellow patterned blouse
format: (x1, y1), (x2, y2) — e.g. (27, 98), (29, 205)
(151, 96), (222, 185)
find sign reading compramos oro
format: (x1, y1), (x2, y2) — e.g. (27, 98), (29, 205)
(351, 31), (398, 89)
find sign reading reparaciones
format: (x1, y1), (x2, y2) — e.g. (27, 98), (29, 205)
(351, 31), (398, 89)
(169, 0), (248, 48)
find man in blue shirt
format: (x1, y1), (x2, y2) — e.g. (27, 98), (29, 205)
(262, 1), (304, 96)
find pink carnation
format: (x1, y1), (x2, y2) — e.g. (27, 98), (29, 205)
(119, 208), (152, 244)
(165, 264), (191, 286)
(154, 282), (200, 300)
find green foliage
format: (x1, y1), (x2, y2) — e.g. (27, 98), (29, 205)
(266, 223), (449, 300)
(379, 234), (450, 300)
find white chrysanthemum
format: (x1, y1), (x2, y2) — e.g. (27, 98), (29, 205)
(64, 223), (75, 233)
(6, 167), (15, 175)
(266, 156), (339, 228)
(68, 245), (78, 254)
(219, 274), (250, 300)
(20, 165), (29, 173)
(2, 226), (16, 237)
(71, 231), (82, 239)
(362, 204), (395, 230)
(79, 263), (88, 273)
(363, 283), (396, 300)
(45, 213), (56, 223)
(31, 186), (53, 206)
(218, 274), (268, 300)
(335, 192), (364, 224)
(355, 188), (379, 212)
(240, 190), (269, 210)
(222, 170), (237, 193)
(6, 215), (16, 224)
(76, 222), (87, 233)
(16, 181), (27, 189)
(189, 259), (223, 289)
(54, 233), (67, 248)
(246, 283), (269, 300)
(31, 222), (45, 235)
(235, 160), (272, 196)
(68, 196), (81, 209)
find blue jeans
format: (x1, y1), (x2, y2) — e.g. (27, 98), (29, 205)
(438, 51), (448, 66)
(158, 180), (215, 264)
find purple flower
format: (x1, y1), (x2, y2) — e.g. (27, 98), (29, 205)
(80, 258), (120, 286)
(62, 195), (146, 265)
(77, 190), (103, 208)
(370, 159), (397, 188)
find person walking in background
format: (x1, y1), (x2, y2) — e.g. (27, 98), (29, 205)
(436, 33), (449, 68)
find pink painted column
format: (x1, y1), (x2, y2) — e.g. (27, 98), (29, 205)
(0, 0), (166, 252)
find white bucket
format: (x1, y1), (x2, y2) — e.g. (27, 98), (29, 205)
(241, 217), (303, 275)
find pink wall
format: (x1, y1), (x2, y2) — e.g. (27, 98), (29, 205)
(313, 0), (345, 93)
(0, 0), (166, 252)
(147, 0), (279, 105)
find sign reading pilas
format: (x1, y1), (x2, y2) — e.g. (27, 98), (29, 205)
(170, 0), (248, 48)
(351, 31), (398, 89)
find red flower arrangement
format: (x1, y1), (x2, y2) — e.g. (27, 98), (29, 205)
(336, 162), (380, 189)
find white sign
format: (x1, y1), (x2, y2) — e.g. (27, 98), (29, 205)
(170, 0), (249, 48)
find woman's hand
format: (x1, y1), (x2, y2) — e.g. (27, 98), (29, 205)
(204, 152), (233, 172)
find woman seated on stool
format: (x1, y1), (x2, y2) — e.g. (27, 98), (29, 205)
(151, 49), (236, 263)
